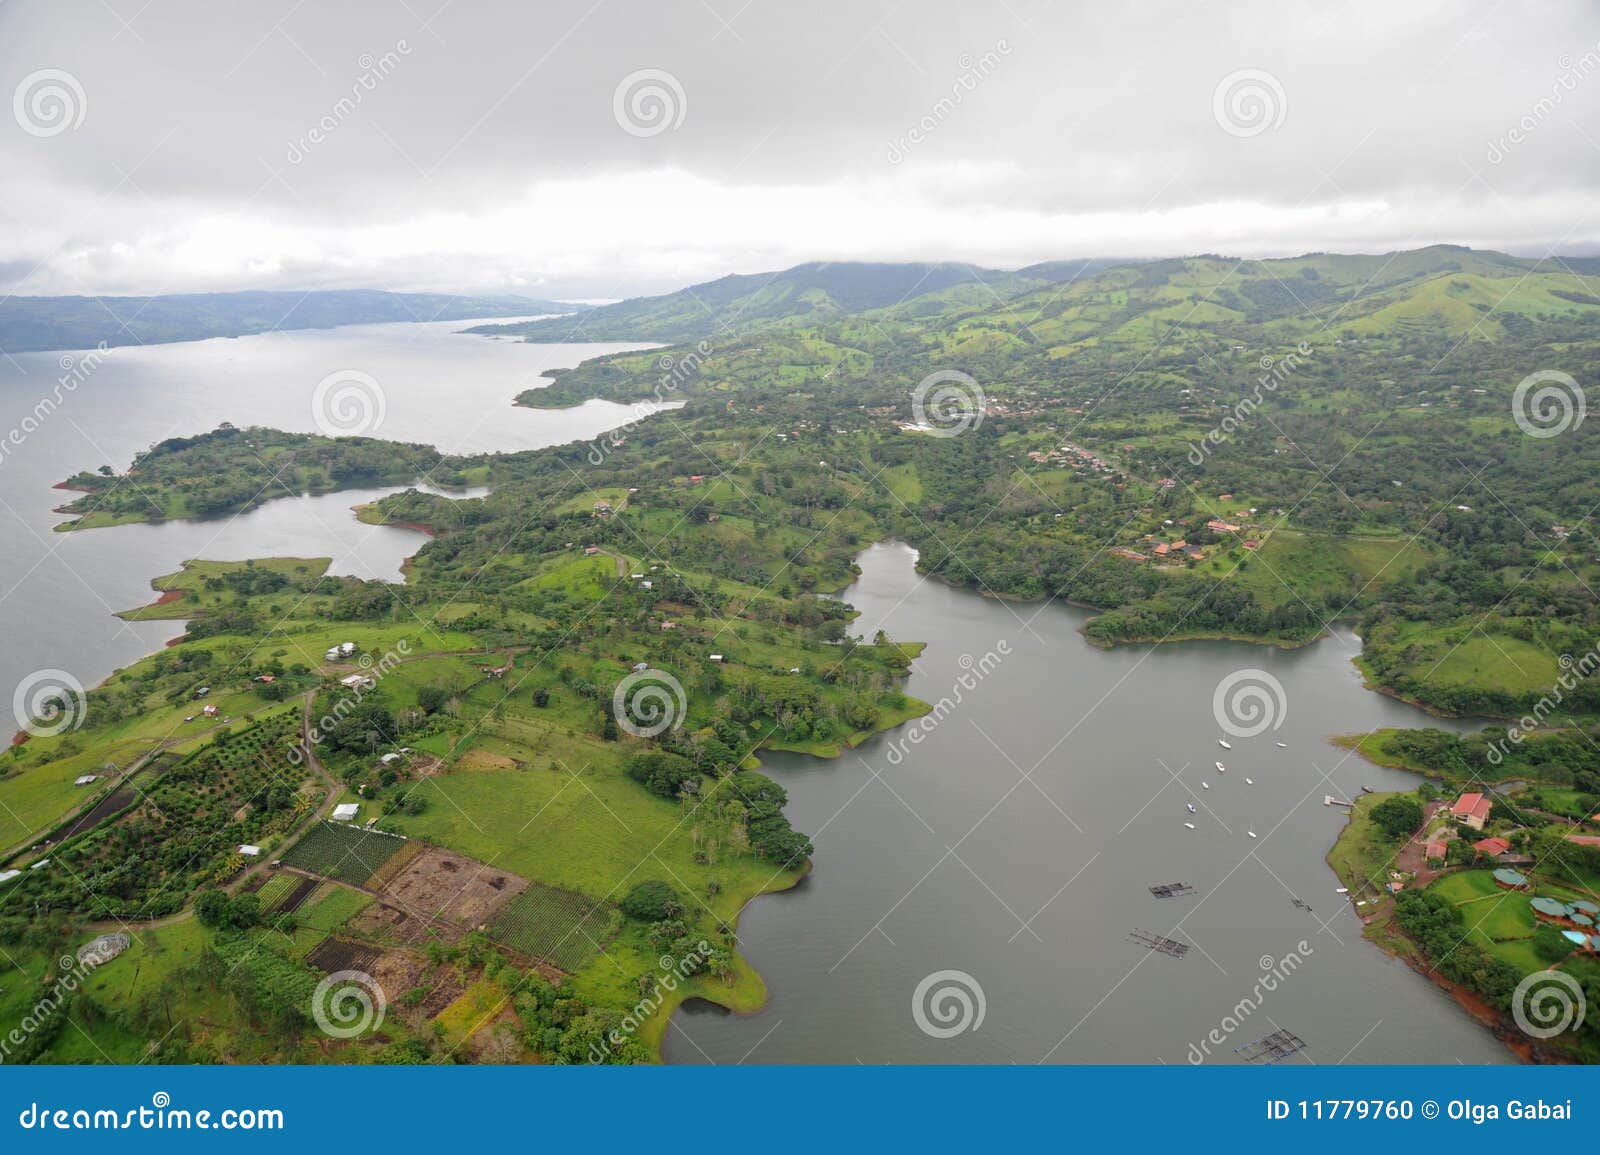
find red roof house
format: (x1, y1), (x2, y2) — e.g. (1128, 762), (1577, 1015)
(1424, 840), (1448, 860)
(1450, 792), (1493, 830)
(1473, 836), (1512, 857)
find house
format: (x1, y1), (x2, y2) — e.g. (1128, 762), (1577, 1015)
(1450, 791), (1493, 830)
(74, 774), (100, 786)
(1206, 519), (1241, 533)
(238, 844), (262, 857)
(195, 686), (210, 698)
(661, 621), (677, 631)
(340, 674), (375, 691)
(1473, 836), (1513, 858)
(593, 500), (611, 511)
(632, 662), (649, 672)
(1424, 839), (1448, 861)
(379, 752), (402, 765)
(584, 546), (600, 556)
(1152, 543), (1170, 557)
(254, 674), (276, 683)
(324, 647), (343, 661)
(1492, 868), (1529, 891)
(1181, 544), (1204, 559)
(340, 642), (357, 656)
(641, 580), (653, 589)
(0, 870), (18, 884)
(332, 803), (360, 821)
(708, 654), (724, 663)
(688, 475), (707, 484)
(202, 703), (220, 718)
(1243, 540), (1260, 550)
(631, 572), (644, 579)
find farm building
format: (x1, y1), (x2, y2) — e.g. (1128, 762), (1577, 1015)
(76, 933), (131, 968)
(202, 703), (219, 717)
(74, 774), (100, 786)
(238, 844), (262, 857)
(379, 752), (402, 765)
(0, 870), (18, 884)
(1492, 868), (1529, 891)
(331, 803), (360, 821)
(584, 546), (600, 555)
(324, 647), (342, 661)
(1449, 791), (1492, 830)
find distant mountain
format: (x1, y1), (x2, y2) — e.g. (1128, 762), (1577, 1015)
(0, 289), (585, 354)
(467, 260), (1121, 344)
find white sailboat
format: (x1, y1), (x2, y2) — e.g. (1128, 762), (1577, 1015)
(1215, 761), (1226, 773)
(1186, 802), (1197, 814)
(1244, 776), (1254, 784)
(1218, 739), (1232, 749)
(1275, 741), (1288, 748)
(1247, 830), (1257, 838)
(1184, 822), (1196, 830)
(1201, 781), (1210, 789)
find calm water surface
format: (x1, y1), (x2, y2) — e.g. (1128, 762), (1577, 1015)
(0, 318), (658, 701)
(665, 541), (1507, 1065)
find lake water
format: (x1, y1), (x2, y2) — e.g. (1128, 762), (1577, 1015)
(0, 318), (658, 706)
(0, 320), (1508, 1064)
(664, 541), (1508, 1065)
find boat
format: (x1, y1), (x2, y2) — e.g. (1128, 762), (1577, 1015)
(1184, 822), (1196, 830)
(1201, 781), (1210, 789)
(1244, 777), (1254, 784)
(1275, 741), (1287, 748)
(1247, 830), (1257, 838)
(1335, 887), (1349, 894)
(1215, 761), (1226, 772)
(1186, 803), (1197, 814)
(1218, 739), (1232, 749)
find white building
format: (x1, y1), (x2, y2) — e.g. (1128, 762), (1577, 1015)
(238, 844), (262, 857)
(332, 803), (360, 821)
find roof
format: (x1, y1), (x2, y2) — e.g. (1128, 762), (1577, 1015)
(1451, 792), (1492, 821)
(332, 803), (360, 821)
(0, 870), (18, 884)
(1573, 913), (1595, 928)
(1424, 841), (1448, 859)
(1573, 900), (1600, 915)
(1532, 896), (1572, 917)
(1565, 834), (1600, 848)
(238, 844), (261, 856)
(1492, 868), (1528, 887)
(1563, 930), (1590, 945)
(1473, 836), (1512, 856)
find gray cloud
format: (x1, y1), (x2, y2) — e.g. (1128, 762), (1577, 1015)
(3, 0), (1598, 297)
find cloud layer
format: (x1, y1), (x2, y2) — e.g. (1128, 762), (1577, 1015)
(3, 0), (1599, 297)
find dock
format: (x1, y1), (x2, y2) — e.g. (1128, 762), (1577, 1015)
(1129, 929), (1190, 958)
(1323, 795), (1354, 807)
(1148, 882), (1197, 899)
(1235, 1028), (1308, 1064)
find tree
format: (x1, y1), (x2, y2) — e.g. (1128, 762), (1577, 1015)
(194, 889), (231, 927)
(1534, 923), (1576, 963)
(620, 880), (682, 921)
(1370, 795), (1423, 840)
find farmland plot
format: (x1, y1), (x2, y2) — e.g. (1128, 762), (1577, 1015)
(487, 882), (620, 972)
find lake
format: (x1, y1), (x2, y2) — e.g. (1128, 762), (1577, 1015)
(664, 541), (1508, 1065)
(0, 318), (659, 707)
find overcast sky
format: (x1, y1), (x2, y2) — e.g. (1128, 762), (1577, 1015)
(2, 0), (1599, 299)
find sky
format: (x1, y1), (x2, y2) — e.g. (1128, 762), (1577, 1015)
(2, 0), (1599, 299)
